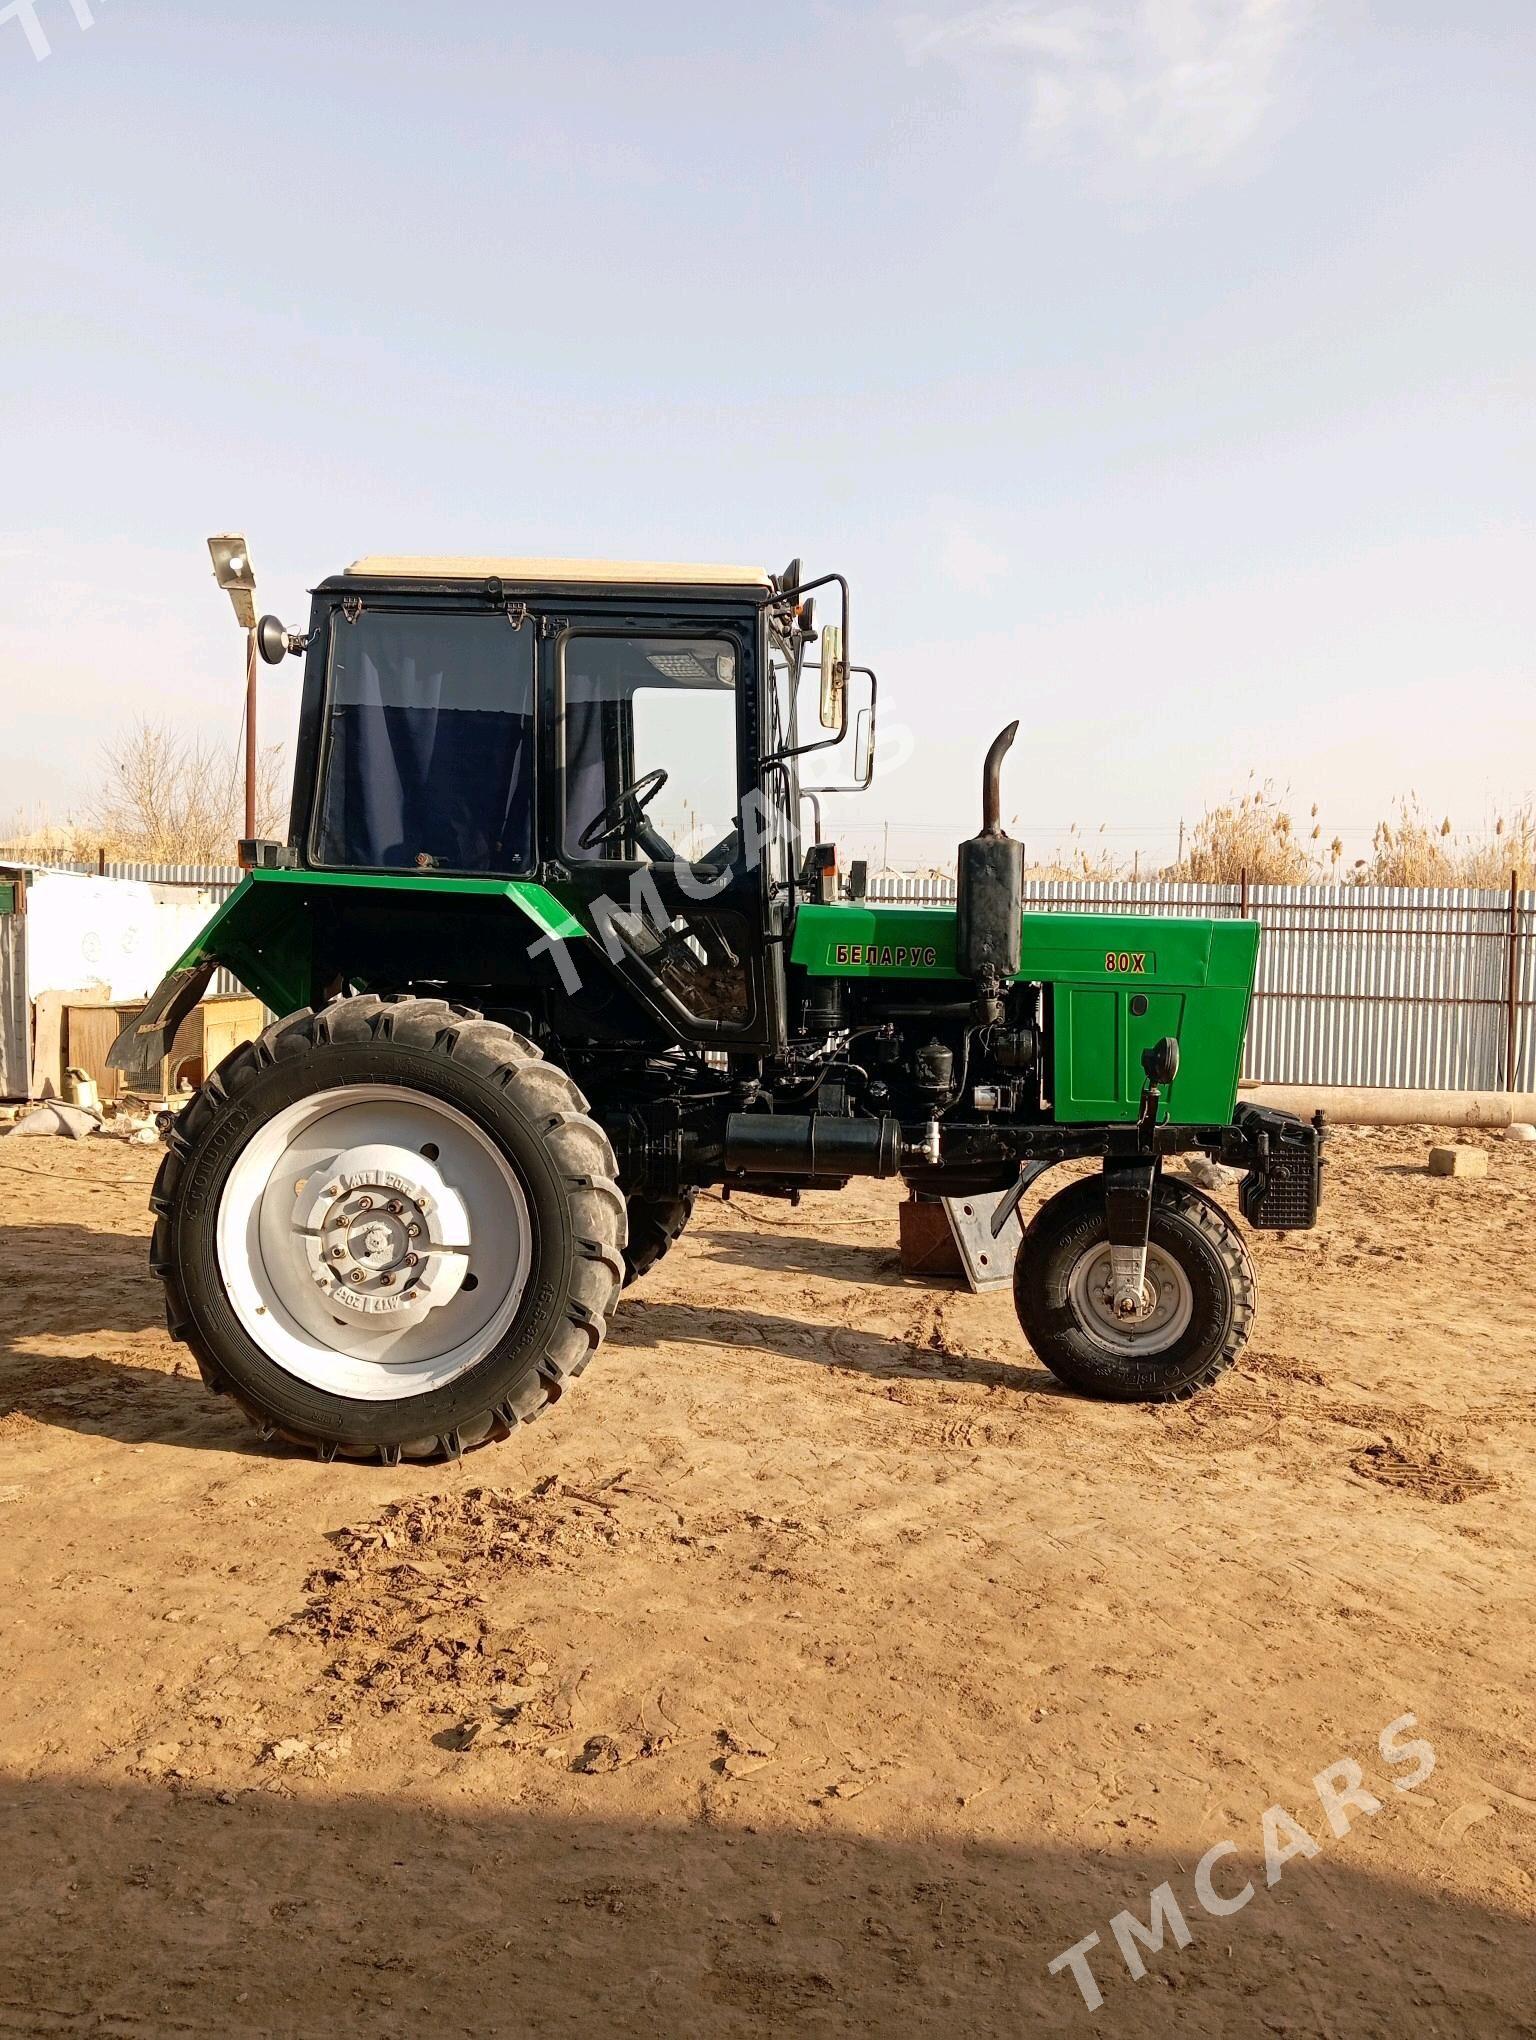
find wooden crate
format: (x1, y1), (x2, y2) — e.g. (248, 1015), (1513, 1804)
(65, 996), (267, 1102)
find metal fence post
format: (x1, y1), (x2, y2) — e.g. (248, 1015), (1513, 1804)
(1509, 869), (1521, 1091)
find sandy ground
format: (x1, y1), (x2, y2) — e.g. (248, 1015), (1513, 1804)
(1, 1125), (1533, 2037)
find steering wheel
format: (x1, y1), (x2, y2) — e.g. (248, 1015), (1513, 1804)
(577, 768), (670, 852)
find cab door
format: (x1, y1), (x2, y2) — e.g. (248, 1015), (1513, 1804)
(549, 616), (780, 1047)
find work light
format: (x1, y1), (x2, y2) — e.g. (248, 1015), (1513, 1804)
(208, 533), (257, 629)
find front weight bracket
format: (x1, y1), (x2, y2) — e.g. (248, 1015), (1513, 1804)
(1103, 1157), (1157, 1319)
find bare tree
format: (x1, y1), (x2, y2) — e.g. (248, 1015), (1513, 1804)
(81, 718), (287, 864)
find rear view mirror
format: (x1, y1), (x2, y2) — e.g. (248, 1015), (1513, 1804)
(799, 668), (880, 801)
(256, 614), (289, 665)
(853, 705), (875, 788)
(256, 614), (309, 664)
(819, 625), (847, 731)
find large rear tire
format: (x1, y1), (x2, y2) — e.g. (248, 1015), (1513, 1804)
(148, 996), (627, 1463)
(1014, 1175), (1255, 1402)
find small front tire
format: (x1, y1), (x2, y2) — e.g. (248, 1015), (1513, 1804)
(1014, 1175), (1255, 1402)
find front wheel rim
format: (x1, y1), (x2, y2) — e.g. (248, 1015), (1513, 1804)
(1066, 1239), (1195, 1356)
(215, 1084), (533, 1401)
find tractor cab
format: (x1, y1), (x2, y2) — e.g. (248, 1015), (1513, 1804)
(255, 555), (874, 1051)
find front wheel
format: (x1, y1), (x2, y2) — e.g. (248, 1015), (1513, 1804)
(1014, 1175), (1255, 1402)
(149, 996), (627, 1463)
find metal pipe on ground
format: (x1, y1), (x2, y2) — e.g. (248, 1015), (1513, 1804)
(1239, 1085), (1536, 1128)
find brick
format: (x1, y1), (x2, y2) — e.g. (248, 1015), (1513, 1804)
(899, 1196), (963, 1278)
(1427, 1145), (1489, 1179)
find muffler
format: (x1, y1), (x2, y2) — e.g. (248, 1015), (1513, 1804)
(956, 721), (1024, 1009)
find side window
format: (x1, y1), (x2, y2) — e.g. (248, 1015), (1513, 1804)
(316, 612), (535, 873)
(563, 635), (739, 864)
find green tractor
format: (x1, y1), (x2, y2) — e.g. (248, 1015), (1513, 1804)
(111, 555), (1321, 1464)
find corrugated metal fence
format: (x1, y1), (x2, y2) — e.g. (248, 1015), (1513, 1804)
(868, 874), (1536, 1092)
(5, 859), (1529, 1091)
(0, 857), (247, 888)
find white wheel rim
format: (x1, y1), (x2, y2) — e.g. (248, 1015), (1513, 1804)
(1067, 1241), (1194, 1357)
(215, 1084), (533, 1400)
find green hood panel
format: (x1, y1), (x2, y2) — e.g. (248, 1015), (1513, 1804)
(791, 901), (1259, 1125)
(790, 901), (1257, 988)
(174, 869), (585, 1018)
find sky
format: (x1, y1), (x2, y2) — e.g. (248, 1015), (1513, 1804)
(1, 0), (1533, 872)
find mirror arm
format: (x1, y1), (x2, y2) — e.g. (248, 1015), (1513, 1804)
(757, 571), (850, 762)
(761, 570), (848, 637)
(761, 683), (848, 764)
(797, 667), (880, 794)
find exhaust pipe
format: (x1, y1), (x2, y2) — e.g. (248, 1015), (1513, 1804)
(981, 720), (1019, 836)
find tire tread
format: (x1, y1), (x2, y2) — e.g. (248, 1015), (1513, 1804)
(622, 1191), (696, 1288)
(148, 995), (626, 1462)
(1015, 1174), (1256, 1403)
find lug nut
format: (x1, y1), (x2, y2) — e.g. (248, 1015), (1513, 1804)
(406, 1222), (421, 1238)
(405, 1252), (419, 1267)
(357, 1195), (374, 1212)
(349, 1269), (365, 1284)
(329, 1246), (345, 1260)
(386, 1200), (404, 1216)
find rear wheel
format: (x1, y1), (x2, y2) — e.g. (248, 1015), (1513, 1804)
(622, 1191), (695, 1287)
(149, 996), (627, 1463)
(1014, 1175), (1255, 1402)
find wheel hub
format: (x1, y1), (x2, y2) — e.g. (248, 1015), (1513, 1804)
(217, 1083), (534, 1402)
(297, 1142), (470, 1324)
(1068, 1240), (1194, 1355)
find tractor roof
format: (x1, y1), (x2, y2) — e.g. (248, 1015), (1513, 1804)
(342, 556), (773, 591)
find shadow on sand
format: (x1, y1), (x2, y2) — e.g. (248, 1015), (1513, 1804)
(613, 1295), (1060, 1398)
(690, 1221), (907, 1285)
(3, 1205), (1064, 1456)
(0, 1217), (254, 1456)
(0, 1769), (1528, 2035)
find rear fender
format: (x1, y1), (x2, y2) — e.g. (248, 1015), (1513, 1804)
(106, 963), (217, 1084)
(105, 869), (590, 1077)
